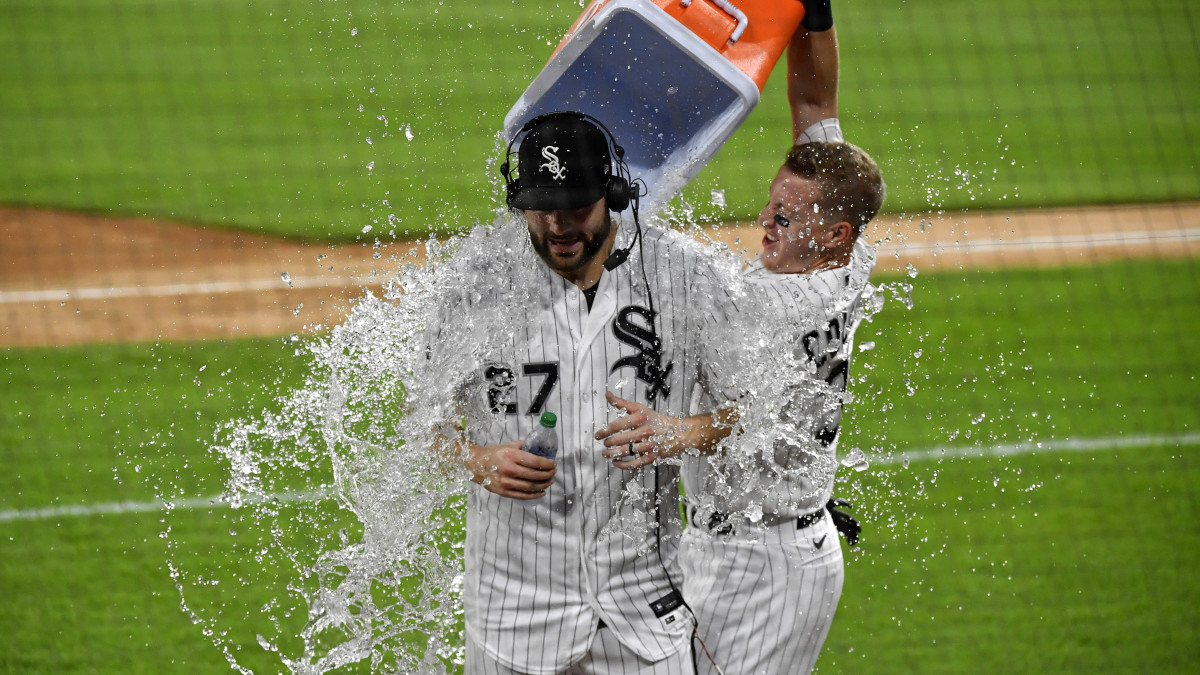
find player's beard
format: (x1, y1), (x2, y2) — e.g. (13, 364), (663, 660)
(529, 210), (613, 278)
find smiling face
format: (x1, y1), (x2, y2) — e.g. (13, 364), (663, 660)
(759, 167), (848, 274)
(524, 197), (615, 286)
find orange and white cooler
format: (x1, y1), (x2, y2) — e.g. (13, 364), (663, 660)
(504, 0), (806, 213)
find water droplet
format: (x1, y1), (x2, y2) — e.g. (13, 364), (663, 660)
(745, 504), (763, 523)
(840, 447), (869, 472)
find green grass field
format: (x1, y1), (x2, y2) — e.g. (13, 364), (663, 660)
(2, 0), (1199, 671)
(2, 258), (1197, 672)
(2, 0), (1198, 239)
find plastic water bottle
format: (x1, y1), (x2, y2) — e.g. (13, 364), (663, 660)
(525, 412), (559, 459)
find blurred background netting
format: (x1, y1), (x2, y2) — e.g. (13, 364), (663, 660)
(1, 0), (1198, 673)
(2, 0), (1196, 233)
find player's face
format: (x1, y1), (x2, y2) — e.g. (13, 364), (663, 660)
(759, 167), (832, 274)
(524, 198), (614, 282)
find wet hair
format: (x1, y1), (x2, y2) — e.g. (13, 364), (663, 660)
(783, 141), (885, 237)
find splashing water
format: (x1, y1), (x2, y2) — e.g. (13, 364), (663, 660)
(157, 206), (904, 673)
(157, 214), (553, 673)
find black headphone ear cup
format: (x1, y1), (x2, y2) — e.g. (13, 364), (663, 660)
(606, 176), (632, 213)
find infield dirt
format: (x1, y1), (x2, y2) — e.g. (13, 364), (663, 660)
(2, 202), (1197, 347)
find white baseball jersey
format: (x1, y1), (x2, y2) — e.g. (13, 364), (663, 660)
(432, 216), (736, 673)
(683, 238), (876, 520)
(680, 238), (875, 675)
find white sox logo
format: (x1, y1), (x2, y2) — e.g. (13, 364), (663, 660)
(610, 306), (673, 402)
(539, 145), (566, 180)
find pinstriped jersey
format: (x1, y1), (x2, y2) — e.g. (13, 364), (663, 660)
(683, 238), (876, 520)
(436, 217), (735, 673)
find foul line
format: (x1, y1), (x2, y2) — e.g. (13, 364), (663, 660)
(1, 432), (1196, 523)
(873, 431), (1200, 466)
(0, 487), (338, 523)
(0, 276), (369, 305)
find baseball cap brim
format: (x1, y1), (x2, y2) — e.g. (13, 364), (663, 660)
(509, 182), (607, 211)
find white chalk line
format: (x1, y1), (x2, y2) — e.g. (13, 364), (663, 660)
(0, 487), (339, 523)
(872, 431), (1200, 467)
(2, 228), (1195, 305)
(1, 432), (1196, 523)
(0, 276), (374, 305)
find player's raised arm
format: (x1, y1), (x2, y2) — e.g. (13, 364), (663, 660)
(788, 1), (840, 143)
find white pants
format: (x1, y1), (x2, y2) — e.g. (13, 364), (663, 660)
(465, 625), (693, 675)
(680, 513), (844, 675)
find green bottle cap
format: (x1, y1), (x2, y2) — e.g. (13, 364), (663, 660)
(539, 412), (557, 428)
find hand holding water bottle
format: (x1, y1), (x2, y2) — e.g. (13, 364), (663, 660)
(465, 413), (557, 500)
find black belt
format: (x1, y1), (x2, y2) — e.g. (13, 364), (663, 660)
(693, 500), (862, 545)
(699, 507), (825, 536)
(796, 508), (826, 530)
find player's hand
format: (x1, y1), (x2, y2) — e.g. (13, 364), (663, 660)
(466, 441), (556, 499)
(595, 392), (686, 470)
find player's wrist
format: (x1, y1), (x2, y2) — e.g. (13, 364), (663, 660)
(796, 118), (844, 145)
(464, 442), (496, 483)
(664, 412), (732, 457)
(800, 0), (834, 32)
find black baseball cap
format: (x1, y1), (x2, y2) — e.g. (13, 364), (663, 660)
(509, 112), (612, 211)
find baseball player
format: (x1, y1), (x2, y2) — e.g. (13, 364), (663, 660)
(597, 7), (885, 672)
(673, 141), (881, 674)
(431, 111), (739, 674)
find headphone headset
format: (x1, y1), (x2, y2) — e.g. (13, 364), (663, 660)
(500, 111), (637, 214)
